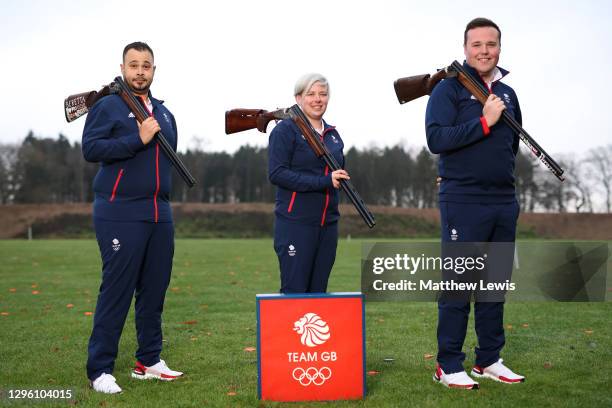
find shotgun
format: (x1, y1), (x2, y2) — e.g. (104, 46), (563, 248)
(64, 78), (196, 188)
(394, 61), (565, 181)
(225, 106), (376, 228)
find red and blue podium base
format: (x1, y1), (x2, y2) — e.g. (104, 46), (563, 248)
(256, 292), (366, 402)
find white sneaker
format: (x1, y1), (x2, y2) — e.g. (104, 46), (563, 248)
(91, 373), (122, 394)
(132, 359), (183, 381)
(433, 364), (479, 389)
(472, 359), (525, 383)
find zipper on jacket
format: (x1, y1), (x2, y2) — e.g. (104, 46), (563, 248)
(319, 128), (333, 226)
(110, 169), (124, 202)
(140, 96), (160, 223)
(478, 73), (493, 93)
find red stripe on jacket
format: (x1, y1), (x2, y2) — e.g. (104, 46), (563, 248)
(320, 165), (330, 226)
(288, 191), (297, 212)
(110, 169), (124, 201)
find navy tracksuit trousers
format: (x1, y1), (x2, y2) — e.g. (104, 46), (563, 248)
(274, 218), (338, 293)
(437, 201), (519, 373)
(86, 219), (174, 381)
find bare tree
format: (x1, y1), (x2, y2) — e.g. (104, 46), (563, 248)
(586, 145), (612, 212)
(560, 155), (593, 213)
(515, 148), (538, 211)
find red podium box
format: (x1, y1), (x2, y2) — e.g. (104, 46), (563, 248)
(256, 292), (366, 402)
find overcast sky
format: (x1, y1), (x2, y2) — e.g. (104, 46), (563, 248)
(1, 0), (610, 157)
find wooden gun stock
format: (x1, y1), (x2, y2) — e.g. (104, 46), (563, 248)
(64, 86), (113, 122)
(225, 109), (273, 134)
(393, 69), (448, 104)
(224, 109), (288, 134)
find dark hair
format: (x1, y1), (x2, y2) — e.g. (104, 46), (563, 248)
(464, 18), (501, 45)
(122, 41), (154, 61)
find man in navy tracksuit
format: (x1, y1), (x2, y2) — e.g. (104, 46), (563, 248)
(268, 73), (349, 293)
(82, 42), (182, 394)
(426, 18), (525, 389)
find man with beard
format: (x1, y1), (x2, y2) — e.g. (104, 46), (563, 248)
(82, 42), (182, 394)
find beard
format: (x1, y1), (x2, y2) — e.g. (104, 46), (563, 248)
(126, 77), (151, 95)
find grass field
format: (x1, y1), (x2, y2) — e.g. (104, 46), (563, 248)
(0, 239), (610, 407)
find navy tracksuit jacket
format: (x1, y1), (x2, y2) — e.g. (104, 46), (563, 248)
(425, 62), (521, 373)
(268, 118), (344, 293)
(82, 92), (177, 381)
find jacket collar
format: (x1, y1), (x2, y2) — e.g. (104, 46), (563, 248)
(321, 119), (336, 137)
(147, 91), (164, 109)
(288, 117), (336, 137)
(322, 118), (335, 130)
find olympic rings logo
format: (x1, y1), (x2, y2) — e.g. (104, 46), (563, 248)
(292, 367), (332, 386)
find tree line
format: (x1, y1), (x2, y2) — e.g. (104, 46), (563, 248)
(1, 132), (610, 212)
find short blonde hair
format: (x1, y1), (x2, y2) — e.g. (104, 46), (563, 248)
(294, 73), (329, 97)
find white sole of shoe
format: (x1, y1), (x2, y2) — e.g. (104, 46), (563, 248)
(433, 374), (479, 389)
(131, 371), (181, 381)
(90, 384), (122, 394)
(90, 380), (122, 394)
(94, 389), (123, 394)
(471, 370), (524, 384)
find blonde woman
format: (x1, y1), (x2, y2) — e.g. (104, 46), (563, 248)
(268, 73), (349, 293)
